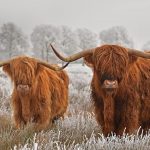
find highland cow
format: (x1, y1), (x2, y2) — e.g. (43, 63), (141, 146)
(0, 56), (69, 131)
(50, 44), (150, 136)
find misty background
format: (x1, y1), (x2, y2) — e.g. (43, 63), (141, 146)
(0, 0), (150, 62)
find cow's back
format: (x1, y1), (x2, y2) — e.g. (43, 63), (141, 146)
(136, 58), (150, 95)
(55, 69), (69, 89)
(135, 58), (150, 127)
(43, 67), (69, 120)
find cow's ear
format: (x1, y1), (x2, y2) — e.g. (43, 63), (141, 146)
(128, 54), (138, 64)
(3, 64), (12, 77)
(84, 54), (94, 68)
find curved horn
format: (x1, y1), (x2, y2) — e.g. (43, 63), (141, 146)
(0, 61), (10, 67)
(38, 61), (69, 71)
(128, 48), (150, 59)
(50, 44), (94, 62)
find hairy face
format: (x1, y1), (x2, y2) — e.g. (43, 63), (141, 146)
(94, 45), (129, 87)
(84, 45), (130, 91)
(3, 56), (38, 95)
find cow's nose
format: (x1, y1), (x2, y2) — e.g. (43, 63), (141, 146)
(17, 84), (30, 92)
(103, 80), (118, 88)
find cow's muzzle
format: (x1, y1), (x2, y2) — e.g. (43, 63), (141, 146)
(103, 80), (118, 89)
(17, 84), (30, 94)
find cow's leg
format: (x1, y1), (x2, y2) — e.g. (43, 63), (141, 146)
(92, 91), (114, 135)
(94, 100), (104, 132)
(51, 100), (68, 123)
(140, 98), (150, 135)
(91, 90), (105, 133)
(20, 96), (31, 124)
(140, 123), (149, 135)
(103, 96), (115, 136)
(116, 93), (140, 135)
(12, 92), (25, 128)
(34, 99), (52, 131)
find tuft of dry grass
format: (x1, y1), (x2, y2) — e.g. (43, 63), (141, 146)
(0, 114), (35, 150)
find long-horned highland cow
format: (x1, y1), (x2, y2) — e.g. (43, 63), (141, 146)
(0, 56), (69, 131)
(50, 44), (150, 136)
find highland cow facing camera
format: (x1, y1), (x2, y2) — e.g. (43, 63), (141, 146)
(0, 56), (69, 131)
(51, 44), (150, 136)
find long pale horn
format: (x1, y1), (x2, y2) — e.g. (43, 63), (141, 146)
(0, 61), (10, 67)
(128, 48), (150, 59)
(38, 61), (69, 71)
(50, 44), (94, 62)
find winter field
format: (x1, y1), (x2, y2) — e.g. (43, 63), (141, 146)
(0, 64), (150, 150)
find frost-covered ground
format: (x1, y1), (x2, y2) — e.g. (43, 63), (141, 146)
(0, 64), (150, 150)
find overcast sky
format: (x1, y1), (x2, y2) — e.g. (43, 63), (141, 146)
(0, 0), (150, 48)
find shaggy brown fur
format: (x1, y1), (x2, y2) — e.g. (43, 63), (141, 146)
(3, 56), (69, 131)
(84, 45), (150, 136)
